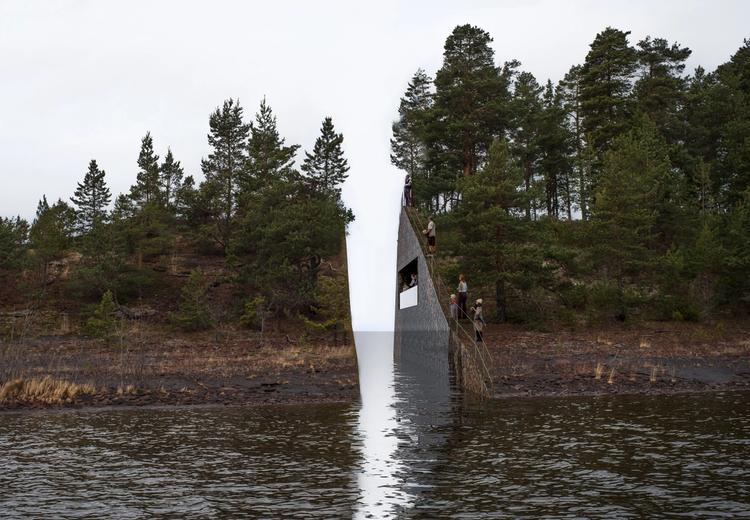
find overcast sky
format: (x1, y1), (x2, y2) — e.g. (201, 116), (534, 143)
(1, 0), (748, 331)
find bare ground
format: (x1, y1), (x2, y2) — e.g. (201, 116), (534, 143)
(0, 326), (358, 411)
(3, 319), (749, 411)
(480, 320), (750, 398)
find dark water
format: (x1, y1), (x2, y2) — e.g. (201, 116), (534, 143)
(1, 333), (748, 519)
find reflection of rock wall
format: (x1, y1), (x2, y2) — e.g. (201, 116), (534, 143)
(394, 207), (450, 375)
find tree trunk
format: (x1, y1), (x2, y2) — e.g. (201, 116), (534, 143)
(495, 279), (507, 323)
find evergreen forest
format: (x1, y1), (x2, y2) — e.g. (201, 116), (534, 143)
(392, 25), (750, 327)
(0, 99), (353, 337)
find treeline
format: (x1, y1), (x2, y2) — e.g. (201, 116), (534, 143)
(393, 25), (750, 326)
(0, 98), (353, 333)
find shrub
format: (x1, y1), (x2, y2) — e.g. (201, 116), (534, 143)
(559, 283), (587, 310)
(84, 290), (118, 341)
(652, 294), (701, 322)
(170, 269), (213, 331)
(240, 295), (266, 330)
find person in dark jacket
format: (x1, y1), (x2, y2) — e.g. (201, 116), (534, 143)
(404, 175), (412, 207)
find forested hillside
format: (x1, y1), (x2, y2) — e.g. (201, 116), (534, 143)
(0, 99), (353, 340)
(393, 25), (750, 327)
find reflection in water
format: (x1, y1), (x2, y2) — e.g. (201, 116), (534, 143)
(354, 331), (461, 518)
(353, 332), (411, 518)
(0, 332), (749, 518)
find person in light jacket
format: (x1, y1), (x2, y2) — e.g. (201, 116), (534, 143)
(457, 274), (468, 320)
(471, 298), (485, 342)
(423, 215), (436, 255)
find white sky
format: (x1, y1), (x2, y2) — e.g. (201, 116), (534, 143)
(1, 0), (748, 331)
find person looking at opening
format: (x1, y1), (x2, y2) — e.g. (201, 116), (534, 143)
(410, 272), (418, 288)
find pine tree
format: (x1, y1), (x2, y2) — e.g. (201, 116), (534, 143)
(84, 290), (119, 341)
(200, 98), (250, 251)
(245, 98), (300, 190)
(71, 159), (111, 235)
(130, 132), (161, 208)
(390, 69), (433, 201)
(634, 36), (691, 143)
(712, 39), (750, 208)
(538, 80), (574, 219)
(509, 71), (544, 219)
(233, 178), (353, 314)
(449, 139), (532, 321)
(301, 117), (349, 197)
(30, 197), (75, 276)
(590, 119), (671, 285)
(0, 217), (28, 271)
(170, 269), (213, 331)
(160, 148), (185, 211)
(580, 27), (638, 185)
(559, 65), (591, 219)
(427, 25), (509, 181)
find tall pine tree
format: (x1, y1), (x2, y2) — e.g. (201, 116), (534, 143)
(559, 64), (591, 219)
(509, 71), (544, 219)
(449, 139), (532, 321)
(580, 27), (637, 188)
(301, 117), (349, 198)
(390, 69), (433, 200)
(160, 148), (185, 211)
(427, 24), (509, 182)
(71, 159), (111, 235)
(200, 98), (250, 252)
(539, 80), (574, 219)
(245, 98), (300, 190)
(130, 132), (162, 208)
(634, 36), (691, 144)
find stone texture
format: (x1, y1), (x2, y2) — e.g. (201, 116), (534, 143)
(394, 207), (451, 376)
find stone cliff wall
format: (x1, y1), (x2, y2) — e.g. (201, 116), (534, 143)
(394, 207), (451, 377)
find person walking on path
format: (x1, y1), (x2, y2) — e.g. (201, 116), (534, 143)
(449, 294), (459, 321)
(471, 298), (485, 342)
(457, 274), (468, 320)
(423, 215), (436, 255)
(404, 174), (412, 207)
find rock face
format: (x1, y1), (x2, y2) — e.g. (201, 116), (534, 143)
(45, 252), (82, 284)
(394, 207), (451, 378)
(115, 306), (158, 320)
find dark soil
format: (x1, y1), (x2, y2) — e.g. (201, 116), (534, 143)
(480, 320), (750, 398)
(0, 328), (358, 412)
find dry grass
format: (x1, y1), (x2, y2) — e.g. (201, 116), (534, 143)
(0, 376), (96, 405)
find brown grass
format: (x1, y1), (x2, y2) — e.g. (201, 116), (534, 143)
(0, 376), (96, 405)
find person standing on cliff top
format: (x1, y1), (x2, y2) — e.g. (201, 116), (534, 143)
(457, 274), (468, 320)
(423, 215), (436, 255)
(404, 174), (412, 207)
